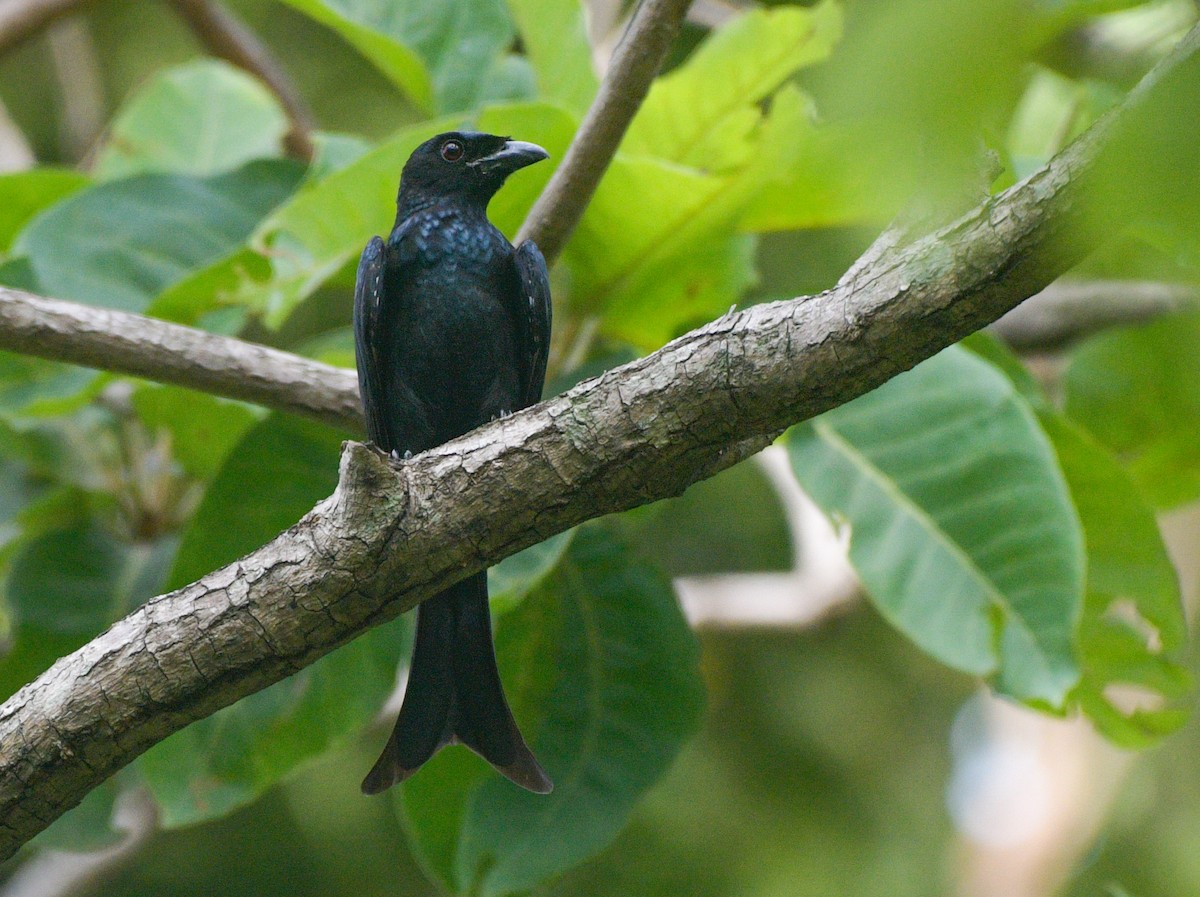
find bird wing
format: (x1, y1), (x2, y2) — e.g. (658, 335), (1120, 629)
(512, 240), (552, 409)
(353, 236), (397, 449)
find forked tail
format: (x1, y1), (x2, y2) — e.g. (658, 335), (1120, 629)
(361, 572), (552, 794)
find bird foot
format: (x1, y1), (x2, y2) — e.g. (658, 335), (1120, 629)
(389, 449), (414, 461)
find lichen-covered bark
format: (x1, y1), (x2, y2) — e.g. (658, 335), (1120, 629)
(0, 20), (1196, 863)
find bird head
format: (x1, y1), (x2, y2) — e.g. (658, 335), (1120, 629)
(396, 131), (549, 214)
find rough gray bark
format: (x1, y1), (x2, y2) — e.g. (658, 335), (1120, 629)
(0, 15), (1195, 868)
(0, 289), (363, 433)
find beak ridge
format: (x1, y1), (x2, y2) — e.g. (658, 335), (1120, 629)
(471, 140), (549, 174)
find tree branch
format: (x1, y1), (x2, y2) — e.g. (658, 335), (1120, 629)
(515, 0), (694, 261)
(0, 289), (362, 433)
(990, 280), (1200, 350)
(0, 15), (1195, 868)
(169, 0), (317, 161)
(0, 0), (95, 54)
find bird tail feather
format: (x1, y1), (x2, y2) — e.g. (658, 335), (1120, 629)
(361, 572), (553, 795)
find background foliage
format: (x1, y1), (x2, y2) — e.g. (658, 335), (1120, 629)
(0, 0), (1198, 895)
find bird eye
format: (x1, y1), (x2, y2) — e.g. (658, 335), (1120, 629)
(440, 140), (464, 162)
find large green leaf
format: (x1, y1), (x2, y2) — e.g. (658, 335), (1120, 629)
(400, 523), (704, 897)
(278, 0), (514, 113)
(7, 520), (128, 634)
(95, 59), (289, 179)
(276, 0), (431, 108)
(17, 160), (304, 312)
(1043, 413), (1190, 746)
(504, 0), (597, 113)
(737, 116), (905, 232)
(0, 169), (89, 254)
(0, 516), (177, 701)
(140, 412), (408, 827)
(626, 457), (793, 576)
(167, 413), (344, 589)
(623, 2), (842, 170)
(130, 385), (260, 480)
(787, 346), (1085, 705)
(0, 352), (99, 418)
(1064, 312), (1200, 509)
(566, 156), (755, 345)
(488, 529), (575, 614)
(569, 87), (819, 346)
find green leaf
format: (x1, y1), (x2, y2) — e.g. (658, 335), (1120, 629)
(623, 2), (842, 170)
(279, 0), (515, 112)
(144, 247), (274, 326)
(1043, 413), (1190, 746)
(488, 529), (574, 614)
(33, 777), (124, 852)
(738, 116), (905, 231)
(306, 131), (373, 182)
(476, 54), (539, 106)
(17, 160), (304, 312)
(0, 518), (177, 701)
(276, 0), (432, 108)
(297, 326), (357, 369)
(504, 0), (597, 113)
(141, 412), (409, 827)
(130, 385), (260, 480)
(787, 346), (1085, 705)
(0, 169), (89, 254)
(959, 331), (1044, 404)
(628, 457), (793, 576)
(8, 520), (130, 634)
(567, 155), (758, 346)
(0, 257), (39, 291)
(95, 59), (289, 179)
(400, 524), (704, 897)
(573, 86), (844, 346)
(0, 352), (99, 418)
(1064, 312), (1200, 508)
(1035, 0), (1162, 30)
(167, 413), (343, 589)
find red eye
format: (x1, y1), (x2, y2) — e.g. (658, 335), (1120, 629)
(440, 140), (464, 162)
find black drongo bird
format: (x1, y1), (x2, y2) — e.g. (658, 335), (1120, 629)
(354, 131), (553, 795)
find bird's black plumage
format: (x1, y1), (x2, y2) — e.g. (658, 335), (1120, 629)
(354, 131), (553, 795)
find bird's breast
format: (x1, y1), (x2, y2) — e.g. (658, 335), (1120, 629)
(387, 210), (521, 437)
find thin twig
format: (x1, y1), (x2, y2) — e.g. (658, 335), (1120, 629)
(0, 96), (35, 172)
(0, 0), (96, 53)
(46, 15), (105, 162)
(991, 280), (1200, 350)
(0, 289), (362, 432)
(169, 0), (316, 161)
(516, 0), (694, 262)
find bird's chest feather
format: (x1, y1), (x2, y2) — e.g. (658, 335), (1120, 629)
(397, 213), (514, 352)
(386, 208), (520, 423)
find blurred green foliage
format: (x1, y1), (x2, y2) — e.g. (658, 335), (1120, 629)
(0, 0), (1198, 894)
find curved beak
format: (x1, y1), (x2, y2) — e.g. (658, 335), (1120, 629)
(471, 139), (549, 175)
